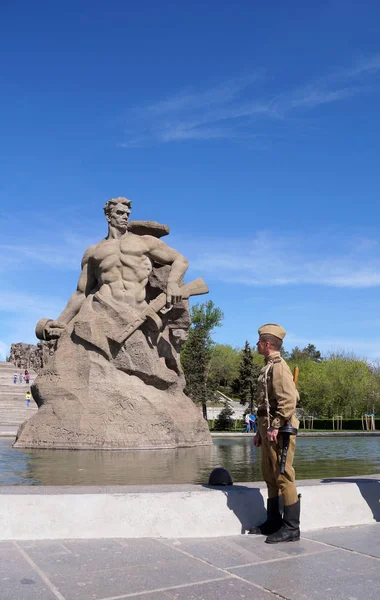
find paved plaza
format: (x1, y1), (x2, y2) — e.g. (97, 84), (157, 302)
(1, 523), (379, 600)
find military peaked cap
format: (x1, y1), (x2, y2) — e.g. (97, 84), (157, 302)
(258, 323), (286, 341)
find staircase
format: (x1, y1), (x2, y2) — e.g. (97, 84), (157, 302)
(0, 362), (38, 428)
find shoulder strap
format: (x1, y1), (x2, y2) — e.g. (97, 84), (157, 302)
(263, 362), (273, 423)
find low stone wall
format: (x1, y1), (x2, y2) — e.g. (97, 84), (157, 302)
(0, 475), (379, 540)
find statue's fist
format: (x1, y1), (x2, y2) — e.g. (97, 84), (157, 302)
(166, 283), (183, 307)
(47, 320), (66, 336)
(35, 318), (66, 341)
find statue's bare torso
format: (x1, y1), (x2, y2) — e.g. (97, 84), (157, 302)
(45, 199), (188, 335)
(91, 235), (155, 309)
(50, 232), (188, 333)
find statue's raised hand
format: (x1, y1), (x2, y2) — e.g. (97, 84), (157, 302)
(166, 283), (183, 307)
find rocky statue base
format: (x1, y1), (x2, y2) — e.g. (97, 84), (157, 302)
(14, 334), (210, 450)
(14, 202), (211, 450)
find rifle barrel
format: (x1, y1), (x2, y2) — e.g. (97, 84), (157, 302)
(293, 366), (299, 387)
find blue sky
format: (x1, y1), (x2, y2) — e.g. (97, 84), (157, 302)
(1, 0), (380, 360)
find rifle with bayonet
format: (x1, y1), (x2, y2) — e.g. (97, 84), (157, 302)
(36, 277), (209, 359)
(111, 277), (209, 345)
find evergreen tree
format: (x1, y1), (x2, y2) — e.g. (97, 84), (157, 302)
(181, 300), (223, 419)
(233, 341), (261, 412)
(213, 400), (234, 431)
(290, 344), (323, 362)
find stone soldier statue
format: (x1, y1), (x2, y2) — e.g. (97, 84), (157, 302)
(14, 197), (211, 450)
(249, 323), (300, 543)
(41, 197), (190, 349)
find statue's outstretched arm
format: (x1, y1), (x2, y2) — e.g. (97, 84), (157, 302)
(147, 237), (189, 305)
(50, 247), (97, 327)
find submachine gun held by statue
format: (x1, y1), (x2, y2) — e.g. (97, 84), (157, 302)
(279, 366), (299, 475)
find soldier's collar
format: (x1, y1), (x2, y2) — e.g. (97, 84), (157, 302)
(265, 351), (281, 364)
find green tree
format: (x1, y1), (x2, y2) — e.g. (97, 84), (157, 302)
(213, 400), (234, 431)
(290, 359), (330, 416)
(181, 300), (223, 419)
(233, 341), (261, 412)
(290, 344), (323, 363)
(288, 350), (380, 418)
(323, 353), (378, 417)
(208, 344), (240, 390)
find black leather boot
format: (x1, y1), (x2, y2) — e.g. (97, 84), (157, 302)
(248, 496), (283, 535)
(265, 495), (301, 543)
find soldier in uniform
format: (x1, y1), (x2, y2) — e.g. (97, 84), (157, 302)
(249, 323), (301, 543)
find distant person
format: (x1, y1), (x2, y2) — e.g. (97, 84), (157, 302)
(25, 391), (31, 408)
(249, 412), (256, 433)
(13, 373), (17, 384)
(244, 413), (251, 433)
(19, 373), (23, 384)
(25, 372), (30, 384)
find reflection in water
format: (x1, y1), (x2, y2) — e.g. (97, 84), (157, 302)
(1, 436), (379, 486)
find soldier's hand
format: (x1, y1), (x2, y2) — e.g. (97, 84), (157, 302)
(253, 433), (261, 447)
(166, 283), (183, 307)
(266, 428), (279, 443)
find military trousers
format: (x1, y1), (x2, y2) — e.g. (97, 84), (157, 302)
(258, 415), (299, 506)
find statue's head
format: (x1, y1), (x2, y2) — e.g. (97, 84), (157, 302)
(104, 197), (132, 232)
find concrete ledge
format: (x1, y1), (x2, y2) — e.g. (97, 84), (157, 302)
(1, 475), (379, 540)
(211, 431), (380, 437)
(0, 427), (17, 437)
(2, 429), (379, 438)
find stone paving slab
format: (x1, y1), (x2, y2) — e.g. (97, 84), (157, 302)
(0, 542), (58, 600)
(229, 547), (380, 600)
(304, 522), (380, 558)
(134, 578), (274, 599)
(162, 534), (327, 568)
(17, 539), (228, 600)
(1, 524), (379, 600)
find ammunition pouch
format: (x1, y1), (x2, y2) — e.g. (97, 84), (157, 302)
(257, 408), (274, 418)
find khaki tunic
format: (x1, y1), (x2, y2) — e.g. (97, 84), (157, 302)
(256, 351), (299, 505)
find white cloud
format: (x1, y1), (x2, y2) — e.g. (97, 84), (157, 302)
(0, 291), (64, 316)
(285, 333), (380, 360)
(0, 243), (80, 270)
(0, 291), (66, 358)
(179, 231), (380, 289)
(0, 231), (97, 272)
(121, 54), (380, 146)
